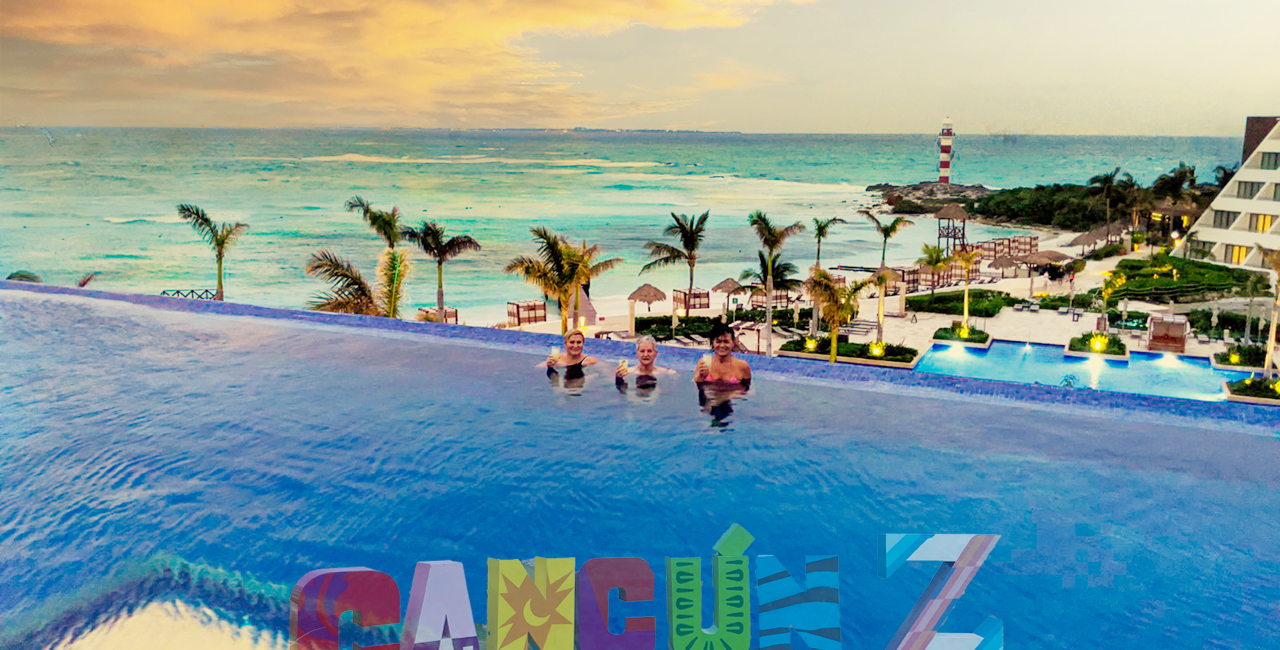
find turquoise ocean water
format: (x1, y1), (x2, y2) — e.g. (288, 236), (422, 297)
(0, 128), (1242, 324)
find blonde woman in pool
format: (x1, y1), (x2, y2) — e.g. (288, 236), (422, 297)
(542, 329), (600, 391)
(615, 335), (676, 396)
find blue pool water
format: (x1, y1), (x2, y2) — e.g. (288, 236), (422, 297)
(916, 341), (1251, 402)
(2, 290), (1279, 649)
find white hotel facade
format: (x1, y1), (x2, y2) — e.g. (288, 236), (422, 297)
(1181, 117), (1280, 269)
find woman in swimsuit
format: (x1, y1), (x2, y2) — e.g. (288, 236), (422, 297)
(694, 324), (752, 387)
(694, 323), (751, 426)
(616, 335), (675, 395)
(543, 329), (599, 389)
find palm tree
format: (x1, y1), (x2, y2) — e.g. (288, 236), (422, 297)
(305, 249), (410, 318)
(1242, 273), (1267, 344)
(808, 216), (847, 336)
(402, 221), (481, 322)
(952, 249), (984, 329)
(1256, 245), (1280, 380)
(641, 211), (709, 317)
(346, 196), (403, 249)
(176, 204), (249, 301)
(747, 210), (805, 356)
(1152, 162), (1197, 202)
(1088, 167), (1121, 236)
(861, 210), (914, 340)
(806, 269), (873, 363)
(1213, 164), (1237, 190)
(1114, 173), (1141, 242)
(504, 227), (575, 334)
(738, 252), (802, 308)
(563, 240), (623, 328)
(916, 244), (950, 297)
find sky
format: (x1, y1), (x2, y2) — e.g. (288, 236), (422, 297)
(2, 0), (1278, 135)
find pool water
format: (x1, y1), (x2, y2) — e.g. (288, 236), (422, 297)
(2, 290), (1279, 649)
(916, 341), (1251, 402)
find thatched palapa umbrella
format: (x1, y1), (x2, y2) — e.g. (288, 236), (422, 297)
(988, 255), (1019, 278)
(628, 283), (666, 335)
(1016, 250), (1071, 299)
(712, 277), (742, 322)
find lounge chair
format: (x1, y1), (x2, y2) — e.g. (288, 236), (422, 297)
(1014, 303), (1025, 312)
(1058, 306), (1070, 315)
(689, 335), (709, 345)
(1029, 304), (1041, 313)
(1128, 329), (1141, 339)
(1195, 333), (1211, 344)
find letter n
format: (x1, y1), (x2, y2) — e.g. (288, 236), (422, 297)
(290, 567), (401, 650)
(487, 557), (576, 650)
(879, 534), (1004, 650)
(401, 561), (479, 650)
(755, 555), (839, 650)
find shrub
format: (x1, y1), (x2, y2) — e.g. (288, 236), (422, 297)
(1215, 345), (1267, 368)
(973, 184), (1106, 230)
(1187, 309), (1270, 338)
(1068, 332), (1126, 355)
(892, 199), (929, 214)
(1038, 292), (1097, 311)
(1085, 242), (1125, 261)
(906, 289), (1015, 318)
(1106, 309), (1149, 330)
(779, 337), (917, 363)
(1226, 377), (1280, 401)
(933, 326), (990, 343)
(1110, 255), (1271, 303)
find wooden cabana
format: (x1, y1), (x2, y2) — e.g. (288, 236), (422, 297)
(673, 288), (710, 311)
(507, 300), (546, 326)
(419, 307), (458, 324)
(1147, 314), (1188, 353)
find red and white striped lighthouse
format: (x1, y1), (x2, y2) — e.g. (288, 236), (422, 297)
(938, 118), (954, 184)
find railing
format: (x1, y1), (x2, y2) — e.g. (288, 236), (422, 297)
(160, 289), (216, 300)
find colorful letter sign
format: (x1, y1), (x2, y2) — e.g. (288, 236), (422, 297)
(879, 534), (1003, 650)
(487, 557), (576, 650)
(290, 567), (402, 650)
(402, 561), (479, 650)
(756, 555), (840, 650)
(576, 557), (657, 650)
(666, 525), (754, 650)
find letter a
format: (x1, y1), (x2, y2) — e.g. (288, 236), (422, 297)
(879, 534), (1003, 650)
(487, 557), (576, 650)
(401, 561), (479, 650)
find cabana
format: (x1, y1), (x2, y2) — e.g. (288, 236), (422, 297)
(673, 288), (710, 312)
(507, 300), (546, 326)
(418, 307), (458, 324)
(1147, 314), (1189, 353)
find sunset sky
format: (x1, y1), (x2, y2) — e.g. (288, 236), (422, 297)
(2, 0), (1277, 134)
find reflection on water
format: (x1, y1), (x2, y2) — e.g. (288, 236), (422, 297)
(54, 602), (283, 650)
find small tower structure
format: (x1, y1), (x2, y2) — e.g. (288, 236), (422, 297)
(938, 118), (954, 184)
(936, 203), (969, 255)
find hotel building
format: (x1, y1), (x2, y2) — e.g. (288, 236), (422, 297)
(1181, 117), (1280, 268)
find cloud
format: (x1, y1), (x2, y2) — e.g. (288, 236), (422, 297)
(0, 0), (806, 126)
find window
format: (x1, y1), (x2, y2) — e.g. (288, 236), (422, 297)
(1189, 240), (1213, 260)
(1212, 210), (1238, 228)
(1249, 213), (1275, 233)
(1237, 181), (1263, 199)
(1262, 152), (1280, 171)
(1275, 184), (1280, 201)
(1225, 244), (1249, 265)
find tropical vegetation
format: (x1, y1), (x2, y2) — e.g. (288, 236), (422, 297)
(641, 211), (709, 317)
(304, 249), (410, 317)
(778, 337), (917, 363)
(504, 227), (621, 334)
(804, 269), (873, 362)
(1225, 377), (1280, 401)
(745, 210), (804, 356)
(933, 325), (990, 344)
(176, 204), (249, 301)
(402, 221), (481, 322)
(861, 210), (913, 342)
(1215, 345), (1266, 369)
(1068, 332), (1126, 356)
(906, 289), (1016, 319)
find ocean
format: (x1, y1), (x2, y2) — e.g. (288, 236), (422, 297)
(0, 128), (1242, 324)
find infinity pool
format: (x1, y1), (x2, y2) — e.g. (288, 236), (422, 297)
(916, 341), (1251, 402)
(2, 290), (1278, 649)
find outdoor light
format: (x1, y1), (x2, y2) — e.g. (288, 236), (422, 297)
(805, 338), (817, 352)
(1230, 352), (1241, 364)
(959, 325), (970, 339)
(870, 341), (886, 357)
(1089, 333), (1108, 354)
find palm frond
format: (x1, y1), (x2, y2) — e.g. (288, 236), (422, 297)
(377, 249), (410, 318)
(177, 204), (217, 244)
(213, 222), (250, 257)
(305, 249), (375, 313)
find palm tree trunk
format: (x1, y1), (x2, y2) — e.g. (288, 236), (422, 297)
(686, 262), (694, 318)
(963, 270), (971, 328)
(436, 260), (445, 322)
(1265, 295), (1279, 381)
(765, 275), (774, 357)
(559, 296), (568, 334)
(877, 290), (885, 341)
(829, 323), (838, 363)
(811, 244), (822, 337)
(571, 283), (581, 330)
(215, 255), (225, 301)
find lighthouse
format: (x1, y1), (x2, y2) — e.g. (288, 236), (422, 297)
(938, 118), (954, 185)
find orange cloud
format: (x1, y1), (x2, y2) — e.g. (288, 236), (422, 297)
(0, 0), (808, 126)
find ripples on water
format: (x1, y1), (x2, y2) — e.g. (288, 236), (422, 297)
(2, 290), (1278, 648)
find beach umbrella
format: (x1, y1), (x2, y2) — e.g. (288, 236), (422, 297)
(1017, 251), (1071, 299)
(628, 283), (665, 335)
(989, 255), (1019, 278)
(712, 278), (741, 321)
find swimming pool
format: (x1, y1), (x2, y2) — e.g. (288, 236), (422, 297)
(2, 288), (1279, 649)
(916, 341), (1251, 402)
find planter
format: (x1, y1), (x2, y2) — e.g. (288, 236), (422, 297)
(933, 337), (994, 350)
(777, 349), (921, 369)
(1063, 345), (1130, 362)
(1209, 356), (1266, 374)
(1223, 382), (1280, 406)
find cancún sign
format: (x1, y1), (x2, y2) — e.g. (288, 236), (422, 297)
(290, 526), (1003, 650)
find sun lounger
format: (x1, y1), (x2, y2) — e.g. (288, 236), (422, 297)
(674, 336), (697, 346)
(1029, 304), (1040, 313)
(1129, 329), (1141, 339)
(1058, 306), (1070, 315)
(1014, 303), (1025, 312)
(689, 335), (709, 345)
(1195, 333), (1210, 344)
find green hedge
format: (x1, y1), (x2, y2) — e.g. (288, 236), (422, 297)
(933, 326), (990, 343)
(634, 315), (722, 341)
(1085, 242), (1125, 261)
(973, 184), (1107, 230)
(727, 307), (813, 328)
(1111, 255), (1271, 303)
(906, 289), (1015, 318)
(1068, 333), (1127, 355)
(1215, 345), (1267, 368)
(1039, 292), (1098, 311)
(779, 338), (917, 363)
(1226, 377), (1280, 401)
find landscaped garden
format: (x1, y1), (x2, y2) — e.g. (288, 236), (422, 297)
(1068, 332), (1127, 356)
(1226, 377), (1280, 402)
(779, 337), (918, 363)
(1215, 345), (1267, 369)
(906, 289), (1016, 318)
(933, 324), (991, 344)
(1110, 254), (1271, 304)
